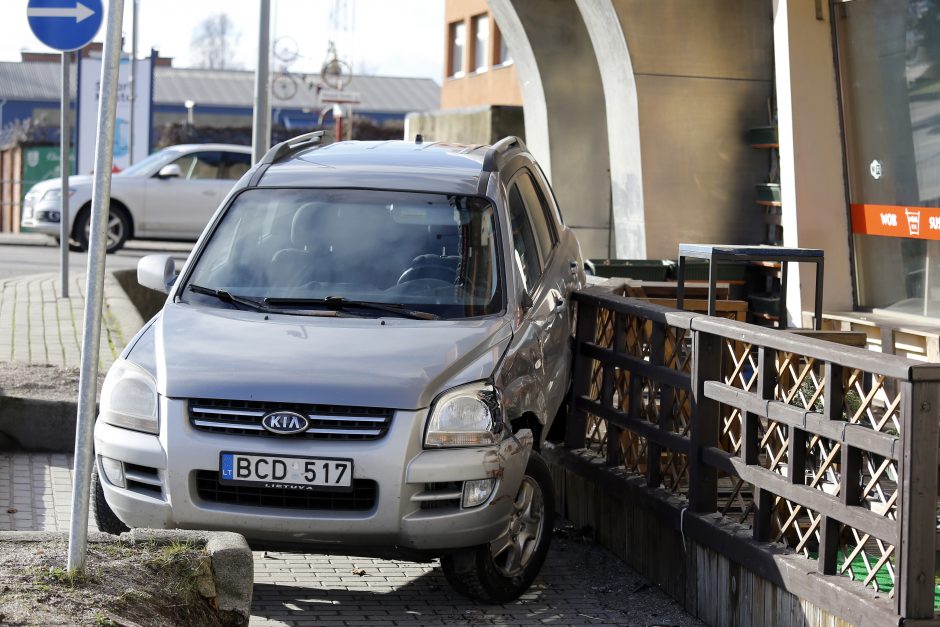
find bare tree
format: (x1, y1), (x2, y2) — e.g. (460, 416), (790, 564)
(190, 13), (242, 70)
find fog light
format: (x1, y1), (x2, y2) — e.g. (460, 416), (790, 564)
(462, 478), (496, 508)
(100, 456), (125, 489)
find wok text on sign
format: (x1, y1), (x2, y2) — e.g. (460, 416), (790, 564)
(851, 203), (940, 241)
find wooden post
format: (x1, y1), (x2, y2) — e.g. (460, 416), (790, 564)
(750, 347), (776, 541)
(690, 331), (721, 512)
(897, 377), (940, 619)
(820, 362), (846, 576)
(566, 299), (598, 450)
(646, 321), (666, 485)
(604, 312), (624, 467)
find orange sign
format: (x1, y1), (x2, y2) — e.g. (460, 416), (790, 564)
(851, 203), (940, 241)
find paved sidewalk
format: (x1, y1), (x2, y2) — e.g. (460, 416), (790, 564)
(0, 272), (140, 371)
(1, 453), (704, 626)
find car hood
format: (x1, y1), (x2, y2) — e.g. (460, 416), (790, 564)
(28, 175), (95, 195)
(145, 303), (513, 410)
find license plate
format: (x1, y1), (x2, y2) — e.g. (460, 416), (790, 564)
(219, 452), (353, 490)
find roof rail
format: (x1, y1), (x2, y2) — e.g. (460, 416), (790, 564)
(259, 131), (326, 165)
(481, 136), (525, 173)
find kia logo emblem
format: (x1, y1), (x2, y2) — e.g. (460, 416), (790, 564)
(261, 411), (309, 435)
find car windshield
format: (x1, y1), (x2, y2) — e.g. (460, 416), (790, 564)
(183, 188), (503, 319)
(117, 148), (182, 177)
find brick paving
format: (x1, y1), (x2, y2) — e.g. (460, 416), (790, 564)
(0, 273), (129, 371)
(1, 453), (703, 626)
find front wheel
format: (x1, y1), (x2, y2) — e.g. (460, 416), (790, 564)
(73, 205), (130, 254)
(92, 464), (130, 535)
(441, 452), (554, 603)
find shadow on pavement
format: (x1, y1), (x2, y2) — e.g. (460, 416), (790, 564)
(250, 535), (704, 626)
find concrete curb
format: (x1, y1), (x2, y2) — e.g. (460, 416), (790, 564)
(0, 529), (254, 626)
(0, 396), (81, 452)
(0, 269), (145, 454)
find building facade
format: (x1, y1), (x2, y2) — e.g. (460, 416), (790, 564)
(441, 0), (521, 110)
(440, 0), (940, 324)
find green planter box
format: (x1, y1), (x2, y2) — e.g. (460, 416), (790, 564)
(755, 183), (782, 205)
(672, 259), (748, 282)
(747, 125), (779, 148)
(747, 292), (780, 317)
(589, 259), (674, 281)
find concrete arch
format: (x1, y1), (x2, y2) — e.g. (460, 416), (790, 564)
(574, 0), (645, 259)
(488, 0), (612, 258)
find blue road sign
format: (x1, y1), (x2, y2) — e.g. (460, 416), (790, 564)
(27, 0), (103, 52)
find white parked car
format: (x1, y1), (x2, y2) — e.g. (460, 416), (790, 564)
(21, 144), (252, 253)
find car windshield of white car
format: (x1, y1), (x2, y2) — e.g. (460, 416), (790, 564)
(117, 148), (182, 177)
(183, 188), (504, 319)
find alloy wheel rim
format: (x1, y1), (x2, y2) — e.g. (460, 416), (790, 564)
(489, 476), (544, 577)
(84, 213), (124, 249)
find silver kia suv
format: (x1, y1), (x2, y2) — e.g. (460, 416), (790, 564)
(92, 132), (585, 602)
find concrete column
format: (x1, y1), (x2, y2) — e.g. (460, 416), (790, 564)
(488, 0), (612, 258)
(774, 0), (853, 318)
(574, 0), (645, 259)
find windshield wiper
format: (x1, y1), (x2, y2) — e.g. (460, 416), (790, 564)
(263, 296), (440, 320)
(188, 284), (269, 312)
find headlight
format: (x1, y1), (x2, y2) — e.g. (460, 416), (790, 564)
(99, 359), (159, 434)
(424, 381), (502, 448)
(40, 188), (75, 201)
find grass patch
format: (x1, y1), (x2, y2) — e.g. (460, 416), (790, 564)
(0, 539), (224, 627)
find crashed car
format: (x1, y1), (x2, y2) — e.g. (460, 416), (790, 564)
(92, 132), (585, 602)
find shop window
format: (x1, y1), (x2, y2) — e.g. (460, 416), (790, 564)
(472, 14), (489, 73)
(836, 0), (940, 317)
(448, 21), (466, 78)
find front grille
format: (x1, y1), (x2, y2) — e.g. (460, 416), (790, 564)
(195, 471), (377, 511)
(189, 398), (392, 441)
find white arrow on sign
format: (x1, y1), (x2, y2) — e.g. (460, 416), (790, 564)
(27, 2), (96, 23)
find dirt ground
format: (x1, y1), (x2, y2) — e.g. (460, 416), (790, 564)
(0, 362), (104, 404)
(0, 539), (223, 627)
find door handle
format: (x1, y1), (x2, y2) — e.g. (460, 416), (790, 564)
(201, 190), (215, 196)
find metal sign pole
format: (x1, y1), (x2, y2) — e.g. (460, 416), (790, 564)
(251, 0), (271, 164)
(128, 0), (138, 165)
(67, 0), (125, 573)
(60, 52), (71, 299)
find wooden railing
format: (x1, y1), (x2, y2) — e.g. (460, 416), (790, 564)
(564, 285), (940, 621)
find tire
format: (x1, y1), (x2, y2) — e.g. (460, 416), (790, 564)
(92, 464), (130, 535)
(73, 204), (131, 254)
(441, 452), (554, 603)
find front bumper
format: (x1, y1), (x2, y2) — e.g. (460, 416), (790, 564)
(94, 397), (533, 552)
(21, 197), (66, 236)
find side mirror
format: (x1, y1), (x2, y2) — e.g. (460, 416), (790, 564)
(138, 254), (176, 293)
(156, 164), (182, 179)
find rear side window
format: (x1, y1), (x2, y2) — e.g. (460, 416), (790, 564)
(507, 182), (542, 292)
(516, 171), (557, 259)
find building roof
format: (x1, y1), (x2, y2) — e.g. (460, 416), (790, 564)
(0, 61), (440, 114)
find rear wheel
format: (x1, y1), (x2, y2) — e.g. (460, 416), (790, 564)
(73, 204), (131, 253)
(92, 464), (129, 535)
(441, 453), (554, 603)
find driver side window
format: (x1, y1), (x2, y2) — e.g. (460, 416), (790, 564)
(506, 182), (542, 293)
(168, 151), (222, 180)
